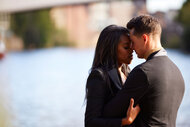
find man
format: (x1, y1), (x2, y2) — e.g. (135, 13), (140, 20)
(103, 15), (185, 127)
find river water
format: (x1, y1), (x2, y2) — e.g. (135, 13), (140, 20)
(0, 47), (189, 127)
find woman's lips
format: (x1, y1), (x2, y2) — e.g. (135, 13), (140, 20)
(129, 54), (133, 59)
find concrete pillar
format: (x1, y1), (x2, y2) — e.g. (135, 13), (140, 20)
(0, 12), (10, 55)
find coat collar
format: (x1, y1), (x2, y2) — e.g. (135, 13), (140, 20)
(107, 68), (122, 90)
(147, 48), (167, 61)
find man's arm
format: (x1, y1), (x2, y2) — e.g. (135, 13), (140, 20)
(103, 67), (149, 118)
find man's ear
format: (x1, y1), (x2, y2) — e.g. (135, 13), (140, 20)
(142, 34), (149, 43)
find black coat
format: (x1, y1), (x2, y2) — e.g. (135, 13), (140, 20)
(103, 49), (185, 127)
(85, 66), (131, 127)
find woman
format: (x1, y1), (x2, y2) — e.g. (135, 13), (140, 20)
(85, 25), (140, 127)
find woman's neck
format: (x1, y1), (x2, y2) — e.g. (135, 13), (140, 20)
(118, 65), (122, 73)
(118, 64), (127, 85)
(118, 64), (128, 73)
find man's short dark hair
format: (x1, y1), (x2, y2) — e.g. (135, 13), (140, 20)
(127, 15), (162, 37)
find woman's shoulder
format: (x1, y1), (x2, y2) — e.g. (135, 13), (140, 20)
(86, 67), (109, 91)
(89, 67), (107, 81)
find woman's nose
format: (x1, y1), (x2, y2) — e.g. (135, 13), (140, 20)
(128, 48), (133, 54)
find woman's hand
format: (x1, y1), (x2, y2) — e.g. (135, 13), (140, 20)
(121, 98), (140, 126)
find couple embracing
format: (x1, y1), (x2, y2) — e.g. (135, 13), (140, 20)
(85, 15), (185, 127)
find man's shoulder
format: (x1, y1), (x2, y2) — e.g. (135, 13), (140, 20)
(129, 63), (147, 79)
(125, 63), (150, 88)
(131, 62), (147, 73)
(129, 56), (168, 77)
(137, 56), (171, 71)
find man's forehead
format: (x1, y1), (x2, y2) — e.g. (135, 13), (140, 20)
(129, 28), (135, 35)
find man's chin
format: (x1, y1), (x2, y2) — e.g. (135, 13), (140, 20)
(137, 54), (144, 59)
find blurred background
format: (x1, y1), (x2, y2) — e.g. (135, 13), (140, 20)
(0, 0), (190, 127)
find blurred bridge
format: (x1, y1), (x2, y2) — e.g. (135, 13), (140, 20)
(0, 0), (105, 43)
(0, 0), (105, 13)
(0, 0), (147, 49)
(0, 0), (105, 48)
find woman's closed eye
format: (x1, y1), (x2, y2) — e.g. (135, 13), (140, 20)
(124, 46), (130, 50)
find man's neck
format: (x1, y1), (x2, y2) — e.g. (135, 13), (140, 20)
(144, 47), (162, 60)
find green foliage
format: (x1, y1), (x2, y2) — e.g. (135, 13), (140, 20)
(167, 34), (181, 49)
(47, 29), (75, 47)
(178, 0), (190, 26)
(182, 27), (190, 52)
(161, 30), (181, 49)
(11, 9), (72, 49)
(177, 0), (190, 52)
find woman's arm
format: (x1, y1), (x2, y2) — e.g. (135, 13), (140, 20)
(85, 70), (122, 127)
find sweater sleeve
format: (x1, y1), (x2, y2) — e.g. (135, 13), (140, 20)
(85, 70), (123, 127)
(103, 67), (149, 118)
